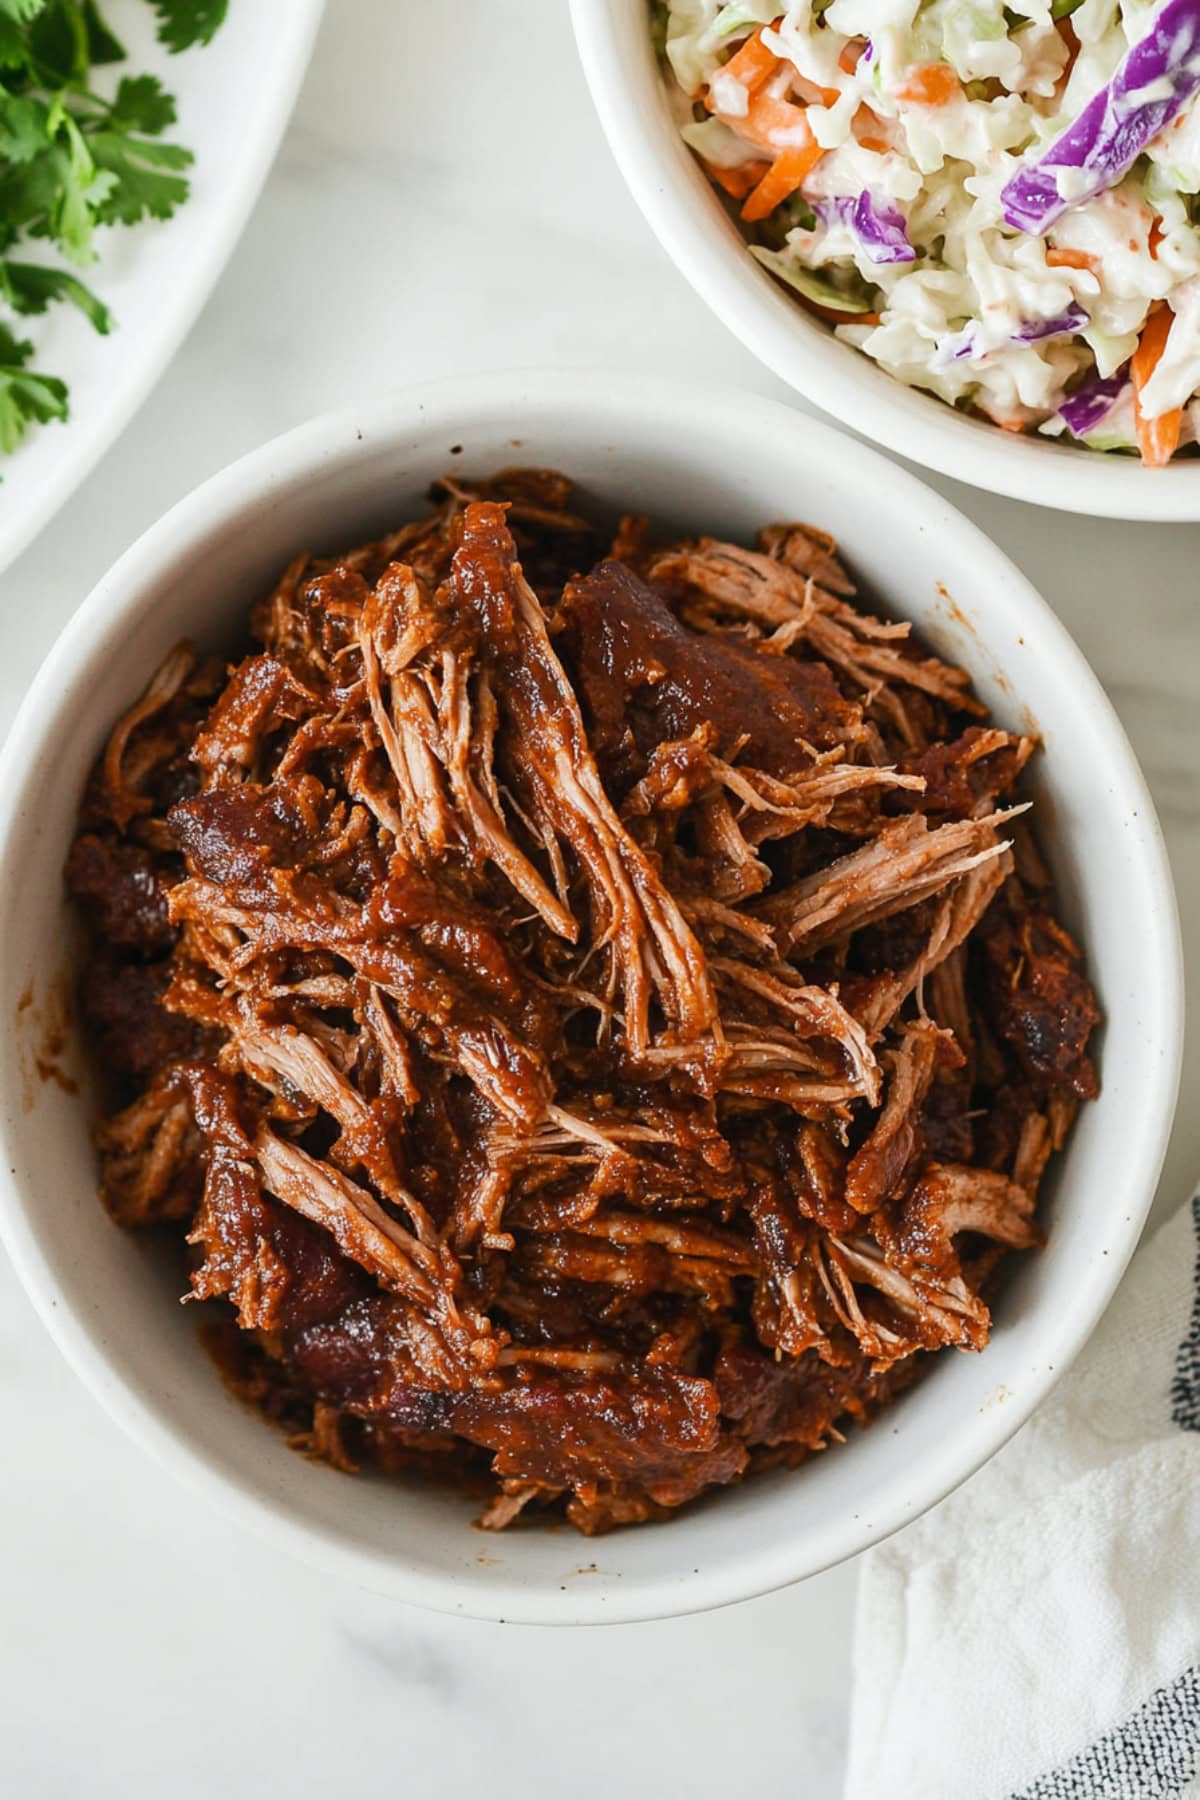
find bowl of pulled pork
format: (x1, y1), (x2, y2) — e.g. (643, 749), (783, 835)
(0, 371), (1179, 1622)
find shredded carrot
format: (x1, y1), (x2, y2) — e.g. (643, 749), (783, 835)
(705, 157), (770, 199)
(718, 90), (812, 153)
(1046, 247), (1099, 272)
(1131, 305), (1182, 467)
(741, 134), (824, 221)
(839, 38), (867, 74)
(714, 27), (778, 96)
(1149, 215), (1164, 259)
(894, 63), (961, 106)
(850, 103), (890, 153)
(995, 417), (1029, 434)
(709, 68), (825, 222)
(788, 71), (840, 107)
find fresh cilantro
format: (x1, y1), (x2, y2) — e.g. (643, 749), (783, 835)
(0, 94), (50, 163)
(0, 321), (68, 452)
(29, 0), (93, 88)
(0, 130), (117, 265)
(89, 130), (191, 224)
(80, 0), (124, 62)
(149, 0), (227, 54)
(0, 21), (32, 69)
(0, 0), (225, 460)
(0, 1), (48, 26)
(0, 257), (110, 328)
(108, 73), (175, 134)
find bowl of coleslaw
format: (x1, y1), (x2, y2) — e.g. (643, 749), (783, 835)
(572, 0), (1200, 518)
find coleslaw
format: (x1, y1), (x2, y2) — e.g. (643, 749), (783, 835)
(658, 0), (1200, 462)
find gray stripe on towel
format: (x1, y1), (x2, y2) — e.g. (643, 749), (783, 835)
(1170, 1192), (1200, 1433)
(1008, 1667), (1200, 1799)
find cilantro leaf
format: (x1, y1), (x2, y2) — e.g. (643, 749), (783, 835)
(0, 323), (67, 452)
(148, 0), (226, 54)
(108, 72), (175, 135)
(0, 0), (48, 25)
(0, 0), (224, 462)
(0, 94), (51, 163)
(80, 0), (124, 62)
(0, 123), (116, 262)
(28, 0), (92, 87)
(0, 139), (100, 259)
(0, 365), (69, 448)
(0, 18), (33, 65)
(0, 322), (29, 360)
(1, 257), (111, 329)
(89, 130), (190, 223)
(0, 320), (31, 360)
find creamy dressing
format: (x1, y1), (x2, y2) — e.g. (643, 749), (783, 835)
(662, 0), (1200, 447)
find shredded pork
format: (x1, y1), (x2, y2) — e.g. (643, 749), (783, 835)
(66, 468), (1099, 1535)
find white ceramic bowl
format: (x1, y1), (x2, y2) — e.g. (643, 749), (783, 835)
(0, 372), (1181, 1624)
(1, 0), (325, 574)
(571, 0), (1200, 521)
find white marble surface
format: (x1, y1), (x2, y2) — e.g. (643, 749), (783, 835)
(1, 3), (1197, 1794)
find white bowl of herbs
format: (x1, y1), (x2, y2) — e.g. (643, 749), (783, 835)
(0, 0), (324, 574)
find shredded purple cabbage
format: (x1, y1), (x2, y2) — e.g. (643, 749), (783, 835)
(812, 192), (915, 264)
(1057, 367), (1130, 436)
(1002, 0), (1200, 234)
(1014, 304), (1091, 342)
(935, 305), (1089, 365)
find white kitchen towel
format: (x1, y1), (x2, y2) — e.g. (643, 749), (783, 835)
(845, 1191), (1200, 1800)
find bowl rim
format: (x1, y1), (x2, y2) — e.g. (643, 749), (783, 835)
(0, 368), (1183, 1623)
(570, 0), (1200, 522)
